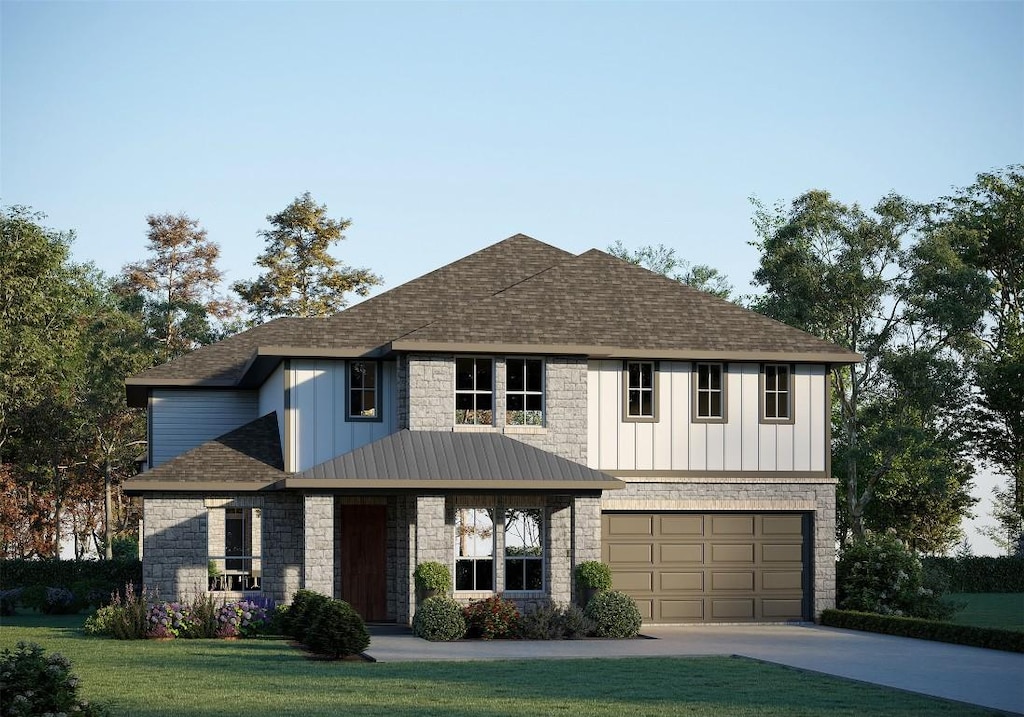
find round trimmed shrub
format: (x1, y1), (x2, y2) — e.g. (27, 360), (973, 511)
(574, 561), (613, 591)
(413, 596), (467, 641)
(306, 600), (371, 658)
(0, 641), (111, 716)
(584, 590), (642, 638)
(414, 561), (452, 595)
(463, 595), (520, 639)
(287, 589), (331, 641)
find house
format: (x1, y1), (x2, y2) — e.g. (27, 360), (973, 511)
(124, 234), (858, 624)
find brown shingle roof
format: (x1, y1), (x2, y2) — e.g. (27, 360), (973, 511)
(123, 413), (284, 493)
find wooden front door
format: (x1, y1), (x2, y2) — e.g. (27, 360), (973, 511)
(339, 505), (388, 622)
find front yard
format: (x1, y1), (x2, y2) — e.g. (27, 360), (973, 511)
(0, 614), (1002, 717)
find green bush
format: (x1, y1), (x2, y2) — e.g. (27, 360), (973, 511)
(922, 556), (1024, 593)
(517, 602), (595, 639)
(574, 561), (613, 591)
(585, 590), (642, 638)
(463, 595), (520, 639)
(837, 531), (954, 620)
(821, 609), (1024, 653)
(287, 589), (332, 642)
(0, 588), (22, 616)
(413, 561), (452, 594)
(305, 600), (371, 658)
(413, 596), (467, 641)
(107, 583), (151, 640)
(83, 605), (121, 637)
(0, 558), (141, 594)
(0, 641), (112, 716)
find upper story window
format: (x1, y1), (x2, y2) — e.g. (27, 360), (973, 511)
(762, 364), (792, 422)
(694, 362), (726, 421)
(455, 357), (493, 425)
(506, 358), (544, 426)
(455, 507), (494, 591)
(623, 361), (657, 422)
(348, 361), (380, 420)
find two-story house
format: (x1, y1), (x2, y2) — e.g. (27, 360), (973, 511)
(124, 234), (858, 624)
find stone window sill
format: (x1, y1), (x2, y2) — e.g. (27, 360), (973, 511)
(503, 426), (548, 436)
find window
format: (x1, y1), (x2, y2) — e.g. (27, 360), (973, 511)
(209, 507), (262, 592)
(504, 508), (543, 591)
(455, 508), (494, 591)
(348, 361), (379, 419)
(694, 363), (726, 420)
(623, 361), (657, 421)
(763, 364), (792, 421)
(506, 358), (544, 426)
(455, 357), (493, 425)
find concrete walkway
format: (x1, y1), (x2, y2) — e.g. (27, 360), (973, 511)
(365, 623), (1024, 714)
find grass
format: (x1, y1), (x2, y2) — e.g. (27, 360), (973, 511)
(0, 614), (1003, 717)
(947, 593), (1024, 632)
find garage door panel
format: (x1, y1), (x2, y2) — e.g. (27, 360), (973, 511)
(710, 515), (755, 535)
(711, 599), (755, 619)
(606, 515), (653, 536)
(660, 543), (703, 563)
(762, 544), (803, 562)
(660, 571), (703, 591)
(633, 599), (654, 619)
(762, 515), (803, 535)
(613, 571), (653, 592)
(711, 543), (754, 563)
(608, 543), (653, 564)
(659, 515), (704, 535)
(712, 571), (754, 591)
(762, 571), (803, 591)
(762, 599), (804, 618)
(660, 600), (704, 619)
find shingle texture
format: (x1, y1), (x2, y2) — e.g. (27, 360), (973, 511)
(296, 429), (620, 486)
(126, 412), (284, 486)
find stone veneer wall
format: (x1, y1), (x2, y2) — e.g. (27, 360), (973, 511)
(303, 495), (334, 597)
(602, 478), (837, 618)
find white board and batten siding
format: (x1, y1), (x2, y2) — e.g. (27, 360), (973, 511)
(150, 390), (259, 467)
(289, 359), (398, 473)
(258, 363), (287, 451)
(587, 361), (827, 473)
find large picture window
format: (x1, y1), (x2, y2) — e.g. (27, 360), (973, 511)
(348, 361), (379, 419)
(694, 363), (726, 420)
(455, 357), (493, 425)
(455, 508), (494, 591)
(506, 358), (544, 426)
(209, 507), (262, 592)
(763, 364), (792, 421)
(504, 508), (543, 591)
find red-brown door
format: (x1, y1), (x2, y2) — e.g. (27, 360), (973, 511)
(339, 505), (388, 622)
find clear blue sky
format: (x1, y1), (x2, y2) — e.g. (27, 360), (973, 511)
(3, 1), (1022, 553)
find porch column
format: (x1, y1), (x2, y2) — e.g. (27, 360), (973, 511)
(405, 495), (447, 624)
(548, 498), (573, 606)
(571, 496), (602, 603)
(303, 494), (334, 596)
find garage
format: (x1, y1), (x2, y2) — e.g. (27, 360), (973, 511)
(601, 512), (811, 623)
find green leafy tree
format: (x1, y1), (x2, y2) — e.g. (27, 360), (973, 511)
(233, 192), (381, 323)
(750, 191), (984, 549)
(117, 212), (235, 362)
(607, 241), (732, 299)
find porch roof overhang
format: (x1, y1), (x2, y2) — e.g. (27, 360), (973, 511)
(285, 429), (624, 492)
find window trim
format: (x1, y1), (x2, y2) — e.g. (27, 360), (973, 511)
(454, 356), (495, 426)
(505, 357), (546, 427)
(760, 363), (796, 424)
(454, 506), (496, 593)
(209, 506), (262, 593)
(691, 362), (728, 423)
(346, 360), (384, 422)
(622, 360), (659, 423)
(502, 507), (545, 593)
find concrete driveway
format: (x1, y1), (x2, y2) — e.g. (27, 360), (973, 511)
(365, 623), (1024, 714)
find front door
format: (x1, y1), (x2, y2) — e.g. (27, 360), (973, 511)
(339, 504), (388, 622)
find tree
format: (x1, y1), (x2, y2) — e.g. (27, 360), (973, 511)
(607, 241), (733, 299)
(233, 192), (381, 323)
(979, 477), (1024, 555)
(750, 191), (984, 550)
(117, 212), (235, 362)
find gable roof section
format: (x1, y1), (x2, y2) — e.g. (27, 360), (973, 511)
(394, 250), (857, 362)
(286, 430), (623, 491)
(123, 412), (284, 493)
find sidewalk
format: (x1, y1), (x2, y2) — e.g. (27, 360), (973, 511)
(365, 623), (1024, 714)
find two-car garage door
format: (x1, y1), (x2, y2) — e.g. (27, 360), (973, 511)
(601, 512), (811, 623)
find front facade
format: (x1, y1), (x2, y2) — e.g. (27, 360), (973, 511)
(125, 235), (857, 624)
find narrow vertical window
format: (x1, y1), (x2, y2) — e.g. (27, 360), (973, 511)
(210, 507), (262, 592)
(695, 363), (725, 419)
(348, 361), (379, 419)
(455, 357), (493, 425)
(504, 508), (543, 591)
(506, 358), (544, 426)
(455, 508), (494, 591)
(763, 364), (791, 420)
(624, 361), (656, 420)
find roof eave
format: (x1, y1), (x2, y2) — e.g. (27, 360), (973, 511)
(238, 345), (394, 386)
(123, 479), (281, 494)
(283, 477), (624, 491)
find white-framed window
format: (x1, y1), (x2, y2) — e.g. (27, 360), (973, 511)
(454, 508), (494, 591)
(348, 361), (380, 420)
(504, 508), (543, 591)
(624, 361), (657, 421)
(694, 362), (726, 420)
(455, 357), (494, 425)
(763, 364), (792, 421)
(209, 507), (262, 592)
(506, 358), (544, 426)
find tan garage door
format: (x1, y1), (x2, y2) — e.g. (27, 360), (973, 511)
(602, 512), (810, 623)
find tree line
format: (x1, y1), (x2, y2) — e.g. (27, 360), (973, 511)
(2, 167), (1020, 560)
(0, 192), (380, 559)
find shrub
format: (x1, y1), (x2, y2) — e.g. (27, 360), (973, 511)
(518, 602), (566, 640)
(561, 603), (596, 639)
(821, 609), (1024, 653)
(107, 583), (151, 640)
(188, 591), (221, 638)
(463, 595), (520, 639)
(287, 589), (332, 642)
(147, 600), (195, 638)
(585, 590), (642, 638)
(0, 558), (141, 596)
(574, 561), (613, 591)
(922, 555), (1024, 593)
(83, 605), (121, 637)
(305, 600), (371, 658)
(0, 641), (111, 716)
(838, 531), (955, 620)
(414, 561), (452, 594)
(216, 599), (271, 638)
(0, 588), (22, 616)
(413, 596), (467, 641)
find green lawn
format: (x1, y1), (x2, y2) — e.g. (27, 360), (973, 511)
(2, 615), (1002, 717)
(947, 593), (1024, 632)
